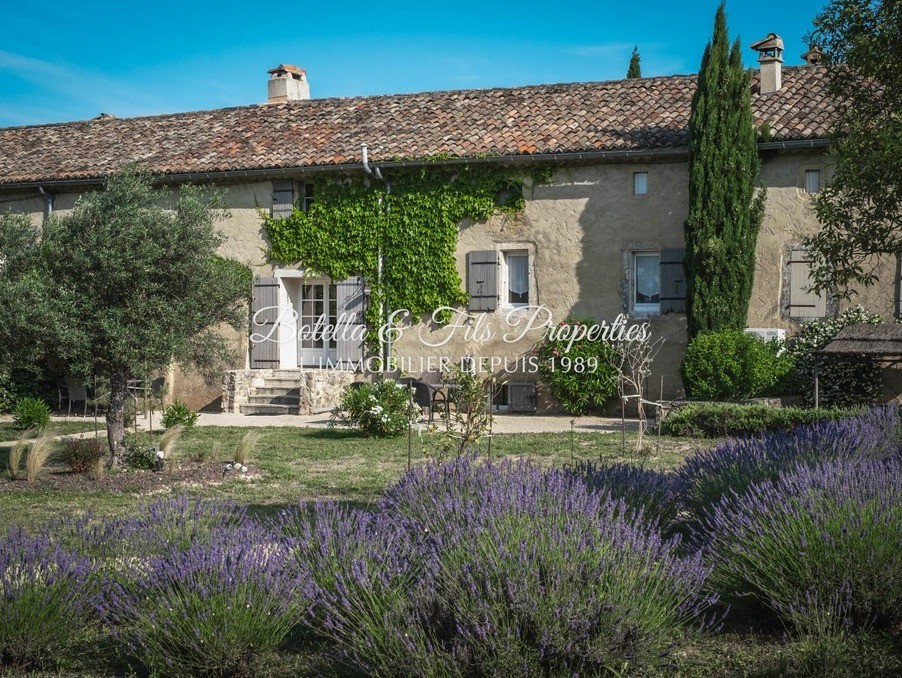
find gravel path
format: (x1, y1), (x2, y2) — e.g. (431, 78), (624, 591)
(1, 412), (634, 443)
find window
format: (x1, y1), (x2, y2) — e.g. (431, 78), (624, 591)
(301, 183), (314, 211)
(271, 180), (294, 218)
(633, 171), (648, 195)
(502, 250), (530, 306)
(633, 252), (661, 313)
(805, 169), (821, 194)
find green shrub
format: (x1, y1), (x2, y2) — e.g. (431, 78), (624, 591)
(786, 306), (883, 408)
(331, 380), (412, 437)
(161, 399), (199, 429)
(11, 397), (51, 431)
(61, 437), (107, 473)
(662, 403), (858, 438)
(123, 436), (158, 470)
(681, 331), (793, 401)
(536, 317), (620, 414)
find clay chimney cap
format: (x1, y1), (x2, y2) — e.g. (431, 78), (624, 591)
(750, 33), (785, 54)
(268, 64), (306, 78)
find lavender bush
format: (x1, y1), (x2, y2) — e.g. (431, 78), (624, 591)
(102, 528), (305, 677)
(0, 527), (98, 669)
(286, 458), (717, 675)
(699, 457), (902, 638)
(678, 405), (902, 519)
(566, 460), (683, 528)
(279, 502), (448, 675)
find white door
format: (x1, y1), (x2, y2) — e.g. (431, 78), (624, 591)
(297, 281), (338, 366)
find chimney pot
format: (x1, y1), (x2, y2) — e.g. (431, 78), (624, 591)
(801, 45), (824, 65)
(750, 33), (784, 94)
(266, 64), (309, 103)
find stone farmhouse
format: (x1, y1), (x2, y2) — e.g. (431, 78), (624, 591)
(0, 36), (896, 414)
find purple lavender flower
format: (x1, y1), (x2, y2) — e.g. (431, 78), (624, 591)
(679, 405), (902, 520)
(284, 457), (716, 674)
(699, 456), (902, 637)
(101, 523), (305, 676)
(0, 526), (99, 669)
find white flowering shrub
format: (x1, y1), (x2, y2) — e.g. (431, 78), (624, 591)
(787, 306), (884, 408)
(331, 380), (414, 437)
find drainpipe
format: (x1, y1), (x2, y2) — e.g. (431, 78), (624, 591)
(37, 186), (54, 224)
(361, 144), (393, 371)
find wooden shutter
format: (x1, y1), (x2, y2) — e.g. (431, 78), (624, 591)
(660, 248), (687, 313)
(335, 276), (366, 367)
(508, 383), (537, 413)
(250, 278), (281, 369)
(788, 247), (827, 318)
(467, 250), (498, 311)
(271, 180), (295, 218)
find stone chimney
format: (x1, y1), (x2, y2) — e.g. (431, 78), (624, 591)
(801, 45), (824, 66)
(750, 33), (784, 94)
(266, 64), (309, 103)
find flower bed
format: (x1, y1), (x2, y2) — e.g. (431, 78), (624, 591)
(0, 406), (900, 674)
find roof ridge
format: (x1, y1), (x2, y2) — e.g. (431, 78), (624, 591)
(0, 65), (824, 132)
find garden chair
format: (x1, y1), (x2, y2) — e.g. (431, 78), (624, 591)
(64, 377), (89, 417)
(420, 370), (452, 420)
(409, 380), (436, 423)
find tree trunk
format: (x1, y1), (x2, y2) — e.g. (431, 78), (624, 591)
(106, 374), (129, 468)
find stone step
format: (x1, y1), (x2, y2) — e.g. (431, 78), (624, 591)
(267, 370), (306, 379)
(259, 378), (306, 389)
(246, 394), (301, 406)
(239, 403), (300, 416)
(251, 386), (302, 397)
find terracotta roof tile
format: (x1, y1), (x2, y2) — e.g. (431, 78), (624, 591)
(0, 66), (834, 185)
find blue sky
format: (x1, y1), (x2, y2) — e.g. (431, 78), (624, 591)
(1, 0), (827, 127)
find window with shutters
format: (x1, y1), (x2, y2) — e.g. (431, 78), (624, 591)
(805, 169), (821, 194)
(786, 246), (828, 319)
(633, 172), (648, 196)
(502, 250), (530, 307)
(271, 180), (295, 218)
(632, 252), (661, 314)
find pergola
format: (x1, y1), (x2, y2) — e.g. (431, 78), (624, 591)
(815, 323), (902, 407)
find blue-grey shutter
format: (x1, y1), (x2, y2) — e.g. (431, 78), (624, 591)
(250, 278), (281, 369)
(272, 180), (295, 218)
(788, 247), (827, 318)
(467, 250), (498, 311)
(336, 276), (366, 367)
(660, 248), (687, 313)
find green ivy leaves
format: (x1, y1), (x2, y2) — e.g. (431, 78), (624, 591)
(264, 165), (545, 335)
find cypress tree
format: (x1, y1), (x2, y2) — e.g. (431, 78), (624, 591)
(684, 2), (765, 339)
(627, 47), (642, 78)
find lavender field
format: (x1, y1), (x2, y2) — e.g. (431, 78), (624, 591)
(2, 407), (901, 676)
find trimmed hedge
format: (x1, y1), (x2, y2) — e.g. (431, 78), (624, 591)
(662, 403), (858, 438)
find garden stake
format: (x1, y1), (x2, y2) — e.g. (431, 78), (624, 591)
(570, 419), (575, 463)
(621, 397), (626, 455)
(407, 384), (413, 472)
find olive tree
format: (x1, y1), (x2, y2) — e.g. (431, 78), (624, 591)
(0, 169), (250, 466)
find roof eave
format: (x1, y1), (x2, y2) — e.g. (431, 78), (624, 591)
(0, 138), (829, 190)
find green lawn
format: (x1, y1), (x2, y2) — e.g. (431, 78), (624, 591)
(0, 420), (101, 440)
(0, 425), (702, 527)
